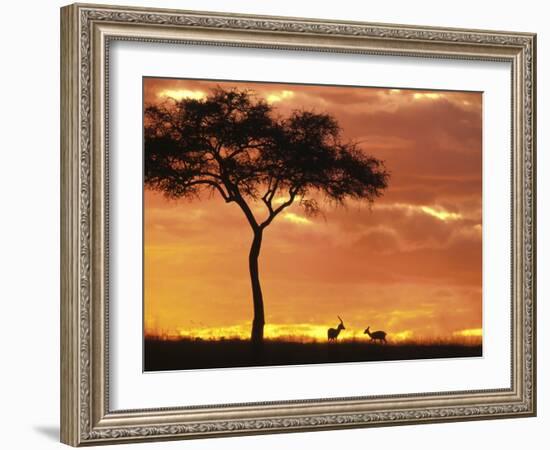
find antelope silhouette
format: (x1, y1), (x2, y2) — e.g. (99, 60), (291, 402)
(327, 316), (346, 341)
(364, 326), (387, 344)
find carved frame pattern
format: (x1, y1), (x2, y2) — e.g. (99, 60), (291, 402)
(60, 3), (536, 446)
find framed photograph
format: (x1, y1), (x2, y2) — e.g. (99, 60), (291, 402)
(60, 3), (536, 446)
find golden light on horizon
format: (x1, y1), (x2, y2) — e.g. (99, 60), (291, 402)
(392, 330), (413, 341)
(453, 328), (483, 337)
(144, 322), (468, 344)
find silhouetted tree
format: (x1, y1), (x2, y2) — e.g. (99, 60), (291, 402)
(144, 87), (389, 346)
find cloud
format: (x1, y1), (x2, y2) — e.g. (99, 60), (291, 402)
(375, 203), (463, 222)
(266, 90), (295, 103)
(282, 212), (312, 225)
(157, 89), (206, 101)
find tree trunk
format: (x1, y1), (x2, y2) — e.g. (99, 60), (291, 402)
(249, 229), (265, 347)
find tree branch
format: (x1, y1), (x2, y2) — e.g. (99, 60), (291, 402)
(186, 180), (233, 203)
(212, 152), (259, 230)
(260, 187), (298, 229)
(261, 178), (280, 215)
(234, 195), (260, 230)
(226, 141), (265, 159)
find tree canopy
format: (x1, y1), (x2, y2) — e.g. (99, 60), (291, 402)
(144, 87), (389, 231)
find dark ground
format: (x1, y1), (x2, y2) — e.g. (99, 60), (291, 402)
(144, 338), (482, 371)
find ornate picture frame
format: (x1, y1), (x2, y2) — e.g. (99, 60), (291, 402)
(60, 3), (536, 446)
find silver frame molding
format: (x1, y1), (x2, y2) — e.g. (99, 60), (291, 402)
(60, 3), (536, 446)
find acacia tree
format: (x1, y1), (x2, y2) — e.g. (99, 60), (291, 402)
(144, 87), (389, 346)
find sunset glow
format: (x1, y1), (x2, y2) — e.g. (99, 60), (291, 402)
(413, 92), (443, 100)
(283, 212), (312, 225)
(144, 323), (481, 346)
(266, 89), (295, 103)
(420, 206), (462, 222)
(144, 78), (482, 347)
(453, 328), (483, 337)
(158, 89), (206, 101)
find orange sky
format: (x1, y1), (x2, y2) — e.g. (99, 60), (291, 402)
(143, 78), (482, 343)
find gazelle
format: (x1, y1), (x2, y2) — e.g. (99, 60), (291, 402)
(327, 316), (345, 341)
(364, 326), (387, 344)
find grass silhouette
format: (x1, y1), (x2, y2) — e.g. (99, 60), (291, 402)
(144, 337), (482, 371)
